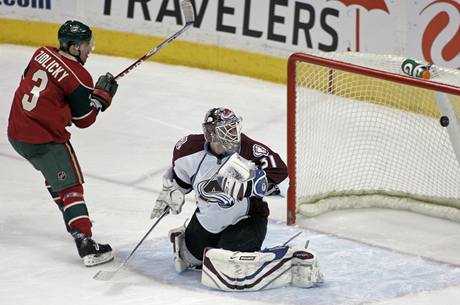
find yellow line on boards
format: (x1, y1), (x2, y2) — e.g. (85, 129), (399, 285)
(0, 18), (287, 84)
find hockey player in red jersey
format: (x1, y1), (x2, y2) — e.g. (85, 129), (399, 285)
(150, 107), (289, 272)
(7, 20), (118, 267)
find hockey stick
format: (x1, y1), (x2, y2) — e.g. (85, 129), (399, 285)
(281, 231), (310, 250)
(113, 0), (195, 81)
(93, 208), (169, 281)
(282, 231), (303, 246)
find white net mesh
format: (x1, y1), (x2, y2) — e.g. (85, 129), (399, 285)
(291, 52), (460, 222)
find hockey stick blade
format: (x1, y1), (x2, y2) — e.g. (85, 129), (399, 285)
(181, 0), (195, 24)
(93, 269), (118, 281)
(93, 209), (169, 281)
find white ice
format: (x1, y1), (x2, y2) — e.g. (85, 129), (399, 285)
(1, 45), (460, 305)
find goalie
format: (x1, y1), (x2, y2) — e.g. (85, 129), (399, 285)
(151, 107), (322, 290)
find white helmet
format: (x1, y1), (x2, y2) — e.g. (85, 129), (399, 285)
(202, 107), (242, 154)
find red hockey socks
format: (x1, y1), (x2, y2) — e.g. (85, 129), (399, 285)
(57, 184), (92, 237)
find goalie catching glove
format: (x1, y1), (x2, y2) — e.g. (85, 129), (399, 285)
(90, 72), (118, 112)
(217, 153), (268, 200)
(151, 169), (185, 219)
(218, 168), (268, 200)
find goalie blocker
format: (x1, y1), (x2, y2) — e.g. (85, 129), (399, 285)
(201, 245), (323, 291)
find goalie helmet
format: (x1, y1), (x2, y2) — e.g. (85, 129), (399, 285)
(58, 20), (94, 52)
(203, 107), (242, 154)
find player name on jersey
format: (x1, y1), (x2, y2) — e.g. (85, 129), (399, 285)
(34, 50), (69, 82)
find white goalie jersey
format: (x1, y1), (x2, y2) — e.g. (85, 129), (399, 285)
(171, 133), (289, 233)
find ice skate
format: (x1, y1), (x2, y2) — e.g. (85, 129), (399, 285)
(73, 232), (114, 267)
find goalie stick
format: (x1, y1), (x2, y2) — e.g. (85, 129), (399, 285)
(93, 208), (169, 281)
(282, 231), (303, 246)
(113, 0), (195, 81)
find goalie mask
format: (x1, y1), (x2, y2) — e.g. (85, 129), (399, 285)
(203, 108), (242, 154)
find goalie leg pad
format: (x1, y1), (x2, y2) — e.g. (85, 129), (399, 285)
(201, 246), (294, 291)
(291, 250), (324, 288)
(168, 226), (201, 273)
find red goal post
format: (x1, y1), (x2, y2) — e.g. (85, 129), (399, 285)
(287, 52), (460, 225)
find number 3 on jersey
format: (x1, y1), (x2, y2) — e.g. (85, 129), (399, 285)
(22, 69), (48, 111)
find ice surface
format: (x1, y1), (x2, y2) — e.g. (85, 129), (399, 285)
(126, 222), (460, 305)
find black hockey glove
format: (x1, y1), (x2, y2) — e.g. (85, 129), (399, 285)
(91, 72), (118, 112)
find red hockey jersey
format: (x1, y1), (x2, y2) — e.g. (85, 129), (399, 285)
(8, 46), (98, 144)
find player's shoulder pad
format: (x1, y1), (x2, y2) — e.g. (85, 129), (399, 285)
(239, 133), (271, 161)
(173, 134), (205, 159)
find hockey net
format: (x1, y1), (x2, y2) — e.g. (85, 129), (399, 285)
(287, 52), (460, 224)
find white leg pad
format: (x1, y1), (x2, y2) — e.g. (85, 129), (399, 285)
(291, 250), (324, 288)
(201, 246), (324, 291)
(168, 226), (201, 273)
(202, 246), (294, 291)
